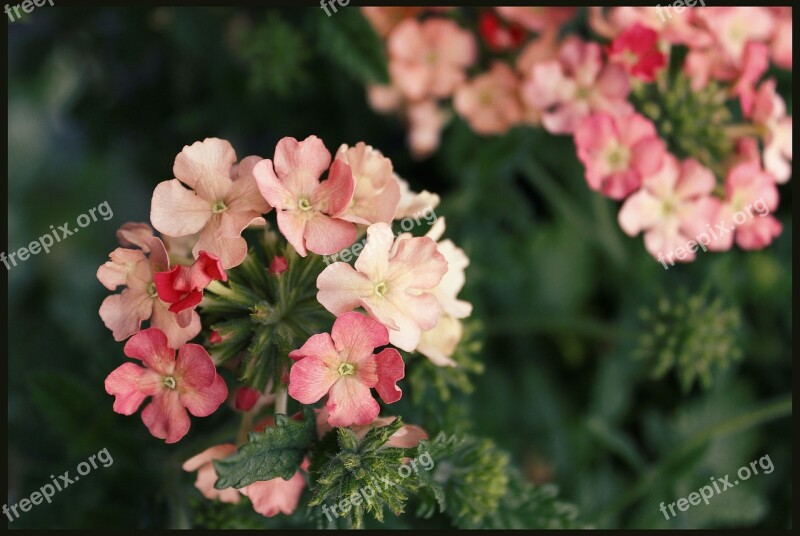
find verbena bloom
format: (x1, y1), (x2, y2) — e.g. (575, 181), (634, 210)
(105, 328), (228, 443)
(316, 223), (447, 351)
(150, 138), (271, 269)
(98, 223), (200, 348)
(269, 255), (289, 275)
(607, 22), (666, 82)
(522, 37), (631, 134)
(695, 7), (774, 66)
(409, 218), (471, 367)
(183, 442), (308, 517)
(316, 409), (428, 449)
(288, 312), (405, 427)
(367, 84), (404, 114)
(574, 111), (666, 200)
(710, 161), (782, 251)
(253, 136), (357, 257)
(360, 7), (425, 37)
(749, 79), (792, 184)
(618, 155), (720, 262)
(334, 142), (401, 225)
(388, 18), (477, 101)
(454, 62), (523, 135)
(769, 10), (792, 70)
(154, 250), (227, 314)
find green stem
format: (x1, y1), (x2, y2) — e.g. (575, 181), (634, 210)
(275, 385), (288, 415)
(236, 411), (254, 446)
(592, 393), (792, 525)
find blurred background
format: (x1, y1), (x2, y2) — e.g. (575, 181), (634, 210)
(6, 6), (792, 529)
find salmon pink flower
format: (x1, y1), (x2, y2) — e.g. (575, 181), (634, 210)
(749, 79), (792, 184)
(334, 142), (401, 225)
(367, 84), (404, 114)
(288, 312), (405, 427)
(154, 251), (227, 315)
(574, 111), (666, 200)
(407, 100), (448, 160)
(253, 136), (357, 257)
(98, 224), (200, 348)
(388, 18), (477, 101)
(316, 223), (447, 351)
(394, 177), (440, 220)
(454, 62), (523, 135)
(182, 444), (242, 504)
(607, 22), (666, 82)
(618, 155), (720, 262)
(316, 408), (428, 449)
(495, 6), (576, 32)
(105, 328), (228, 443)
(710, 161), (782, 251)
(150, 138), (271, 270)
(522, 37), (632, 134)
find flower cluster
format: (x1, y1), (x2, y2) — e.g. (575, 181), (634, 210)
(98, 134), (471, 519)
(363, 6), (791, 263)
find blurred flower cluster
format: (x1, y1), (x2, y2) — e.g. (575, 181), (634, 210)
(97, 135), (474, 523)
(363, 6), (791, 263)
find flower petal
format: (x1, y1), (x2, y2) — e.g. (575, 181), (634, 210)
(141, 390), (192, 443)
(288, 357), (339, 404)
(325, 378), (380, 427)
(374, 348), (404, 404)
(173, 138), (236, 203)
(151, 179), (212, 237)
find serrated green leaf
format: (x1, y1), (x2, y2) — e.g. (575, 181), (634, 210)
(213, 406), (316, 489)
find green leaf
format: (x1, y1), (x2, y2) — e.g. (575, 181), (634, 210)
(313, 8), (389, 84)
(213, 406), (316, 489)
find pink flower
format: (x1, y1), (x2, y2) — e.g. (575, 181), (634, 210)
(182, 444), (242, 504)
(732, 42), (769, 116)
(150, 138), (271, 269)
(607, 22), (667, 82)
(253, 136), (357, 257)
(479, 9), (526, 52)
(515, 28), (559, 75)
(388, 18), (477, 101)
(454, 62), (523, 135)
(98, 224), (201, 348)
(695, 7), (774, 66)
(412, 218), (471, 366)
(269, 255), (289, 275)
(154, 251), (227, 314)
(588, 7), (711, 47)
(183, 442), (308, 518)
(618, 155), (720, 263)
(574, 112), (666, 200)
(521, 37), (632, 134)
(710, 161), (782, 251)
(334, 142), (402, 225)
(748, 79), (792, 184)
(316, 223), (447, 351)
(494, 6), (576, 32)
(288, 312), (405, 427)
(234, 387), (260, 412)
(407, 100), (448, 160)
(769, 11), (792, 70)
(105, 328), (228, 443)
(360, 7), (425, 37)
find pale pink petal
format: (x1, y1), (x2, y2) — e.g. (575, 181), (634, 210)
(150, 299), (202, 348)
(275, 210), (308, 257)
(288, 357), (339, 404)
(354, 222), (395, 280)
(618, 190), (664, 236)
(151, 179), (212, 237)
(173, 138), (236, 203)
(273, 136), (331, 196)
(311, 159), (355, 216)
(242, 471), (306, 518)
(97, 248), (148, 290)
(316, 263), (373, 316)
(288, 333), (338, 363)
(386, 424), (429, 449)
(386, 235), (447, 290)
(303, 213), (357, 256)
(325, 378), (380, 427)
(253, 159), (296, 210)
(98, 290), (153, 342)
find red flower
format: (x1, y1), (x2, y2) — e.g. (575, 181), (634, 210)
(608, 23), (666, 82)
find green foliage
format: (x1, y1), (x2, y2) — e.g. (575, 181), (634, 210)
(636, 289), (743, 391)
(313, 7), (389, 85)
(415, 433), (510, 527)
(213, 406), (317, 489)
(233, 12), (311, 97)
(308, 419), (419, 529)
(474, 471), (585, 529)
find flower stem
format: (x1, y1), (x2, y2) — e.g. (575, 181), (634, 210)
(236, 411), (253, 446)
(275, 385), (288, 415)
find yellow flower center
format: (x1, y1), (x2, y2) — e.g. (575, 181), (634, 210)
(337, 363), (356, 376)
(163, 376), (177, 390)
(212, 200), (228, 214)
(374, 281), (388, 298)
(298, 198), (313, 212)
